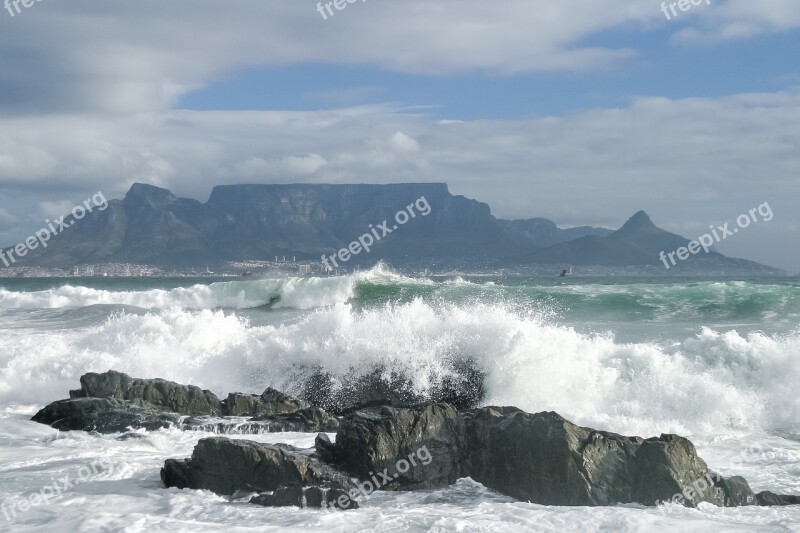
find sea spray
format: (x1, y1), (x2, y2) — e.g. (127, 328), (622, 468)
(1, 296), (798, 438)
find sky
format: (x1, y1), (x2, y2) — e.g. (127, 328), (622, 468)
(0, 0), (798, 270)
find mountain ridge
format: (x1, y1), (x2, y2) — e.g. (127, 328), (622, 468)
(3, 182), (780, 272)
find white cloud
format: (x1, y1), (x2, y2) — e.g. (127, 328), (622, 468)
(0, 90), (798, 268)
(672, 0), (800, 43)
(0, 1), (796, 118)
(1, 1), (798, 269)
(1, 90), (797, 219)
(4, 0), (796, 115)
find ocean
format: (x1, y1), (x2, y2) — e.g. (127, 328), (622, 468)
(1, 264), (799, 532)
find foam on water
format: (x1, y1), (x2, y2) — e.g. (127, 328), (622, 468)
(0, 264), (424, 311)
(1, 298), (797, 439)
(2, 268), (799, 532)
(0, 416), (798, 532)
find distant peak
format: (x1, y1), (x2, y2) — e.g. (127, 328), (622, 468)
(619, 210), (656, 231)
(124, 183), (177, 206)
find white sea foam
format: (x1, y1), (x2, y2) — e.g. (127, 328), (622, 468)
(1, 273), (800, 532)
(0, 264), (425, 311)
(1, 298), (797, 439)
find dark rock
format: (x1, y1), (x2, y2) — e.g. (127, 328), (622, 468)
(315, 433), (336, 464)
(756, 491), (800, 506)
(632, 434), (726, 507)
(31, 398), (178, 433)
(181, 407), (338, 434)
(331, 403), (796, 509)
(161, 458), (193, 489)
(714, 475), (757, 506)
(161, 437), (355, 496)
(463, 407), (726, 507)
(221, 389), (309, 417)
(250, 484), (304, 508)
(248, 485), (349, 509)
(34, 371), (338, 435)
(304, 487), (324, 508)
(325, 488), (359, 510)
(252, 407), (339, 432)
(334, 404), (465, 490)
(78, 371), (222, 415)
(157, 402), (800, 510)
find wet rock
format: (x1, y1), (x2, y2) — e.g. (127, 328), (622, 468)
(325, 487), (360, 510)
(182, 407), (338, 434)
(315, 433), (336, 464)
(221, 389), (310, 417)
(331, 403), (798, 508)
(252, 407), (339, 432)
(31, 397), (178, 433)
(755, 491), (800, 506)
(463, 407), (725, 507)
(248, 484), (353, 510)
(33, 371), (339, 435)
(334, 404), (465, 490)
(250, 484), (304, 508)
(77, 370), (222, 415)
(714, 475), (757, 506)
(160, 437), (355, 496)
(304, 486), (324, 508)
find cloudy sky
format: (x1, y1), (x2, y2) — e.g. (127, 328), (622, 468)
(0, 0), (798, 270)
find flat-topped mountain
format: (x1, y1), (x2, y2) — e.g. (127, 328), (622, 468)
(4, 183), (780, 272)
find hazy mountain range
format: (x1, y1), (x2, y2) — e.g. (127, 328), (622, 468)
(3, 183), (780, 272)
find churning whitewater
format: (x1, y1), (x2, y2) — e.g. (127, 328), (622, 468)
(1, 266), (799, 531)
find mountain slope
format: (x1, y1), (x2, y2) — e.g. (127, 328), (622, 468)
(11, 183), (528, 267)
(499, 218), (613, 248)
(532, 210), (775, 271)
(5, 184), (779, 272)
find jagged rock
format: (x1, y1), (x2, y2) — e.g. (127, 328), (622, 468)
(31, 398), (178, 433)
(463, 407), (727, 507)
(221, 389), (310, 417)
(34, 371), (338, 434)
(161, 437), (355, 496)
(75, 370), (222, 415)
(330, 404), (800, 508)
(315, 433), (336, 464)
(334, 404), (465, 490)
